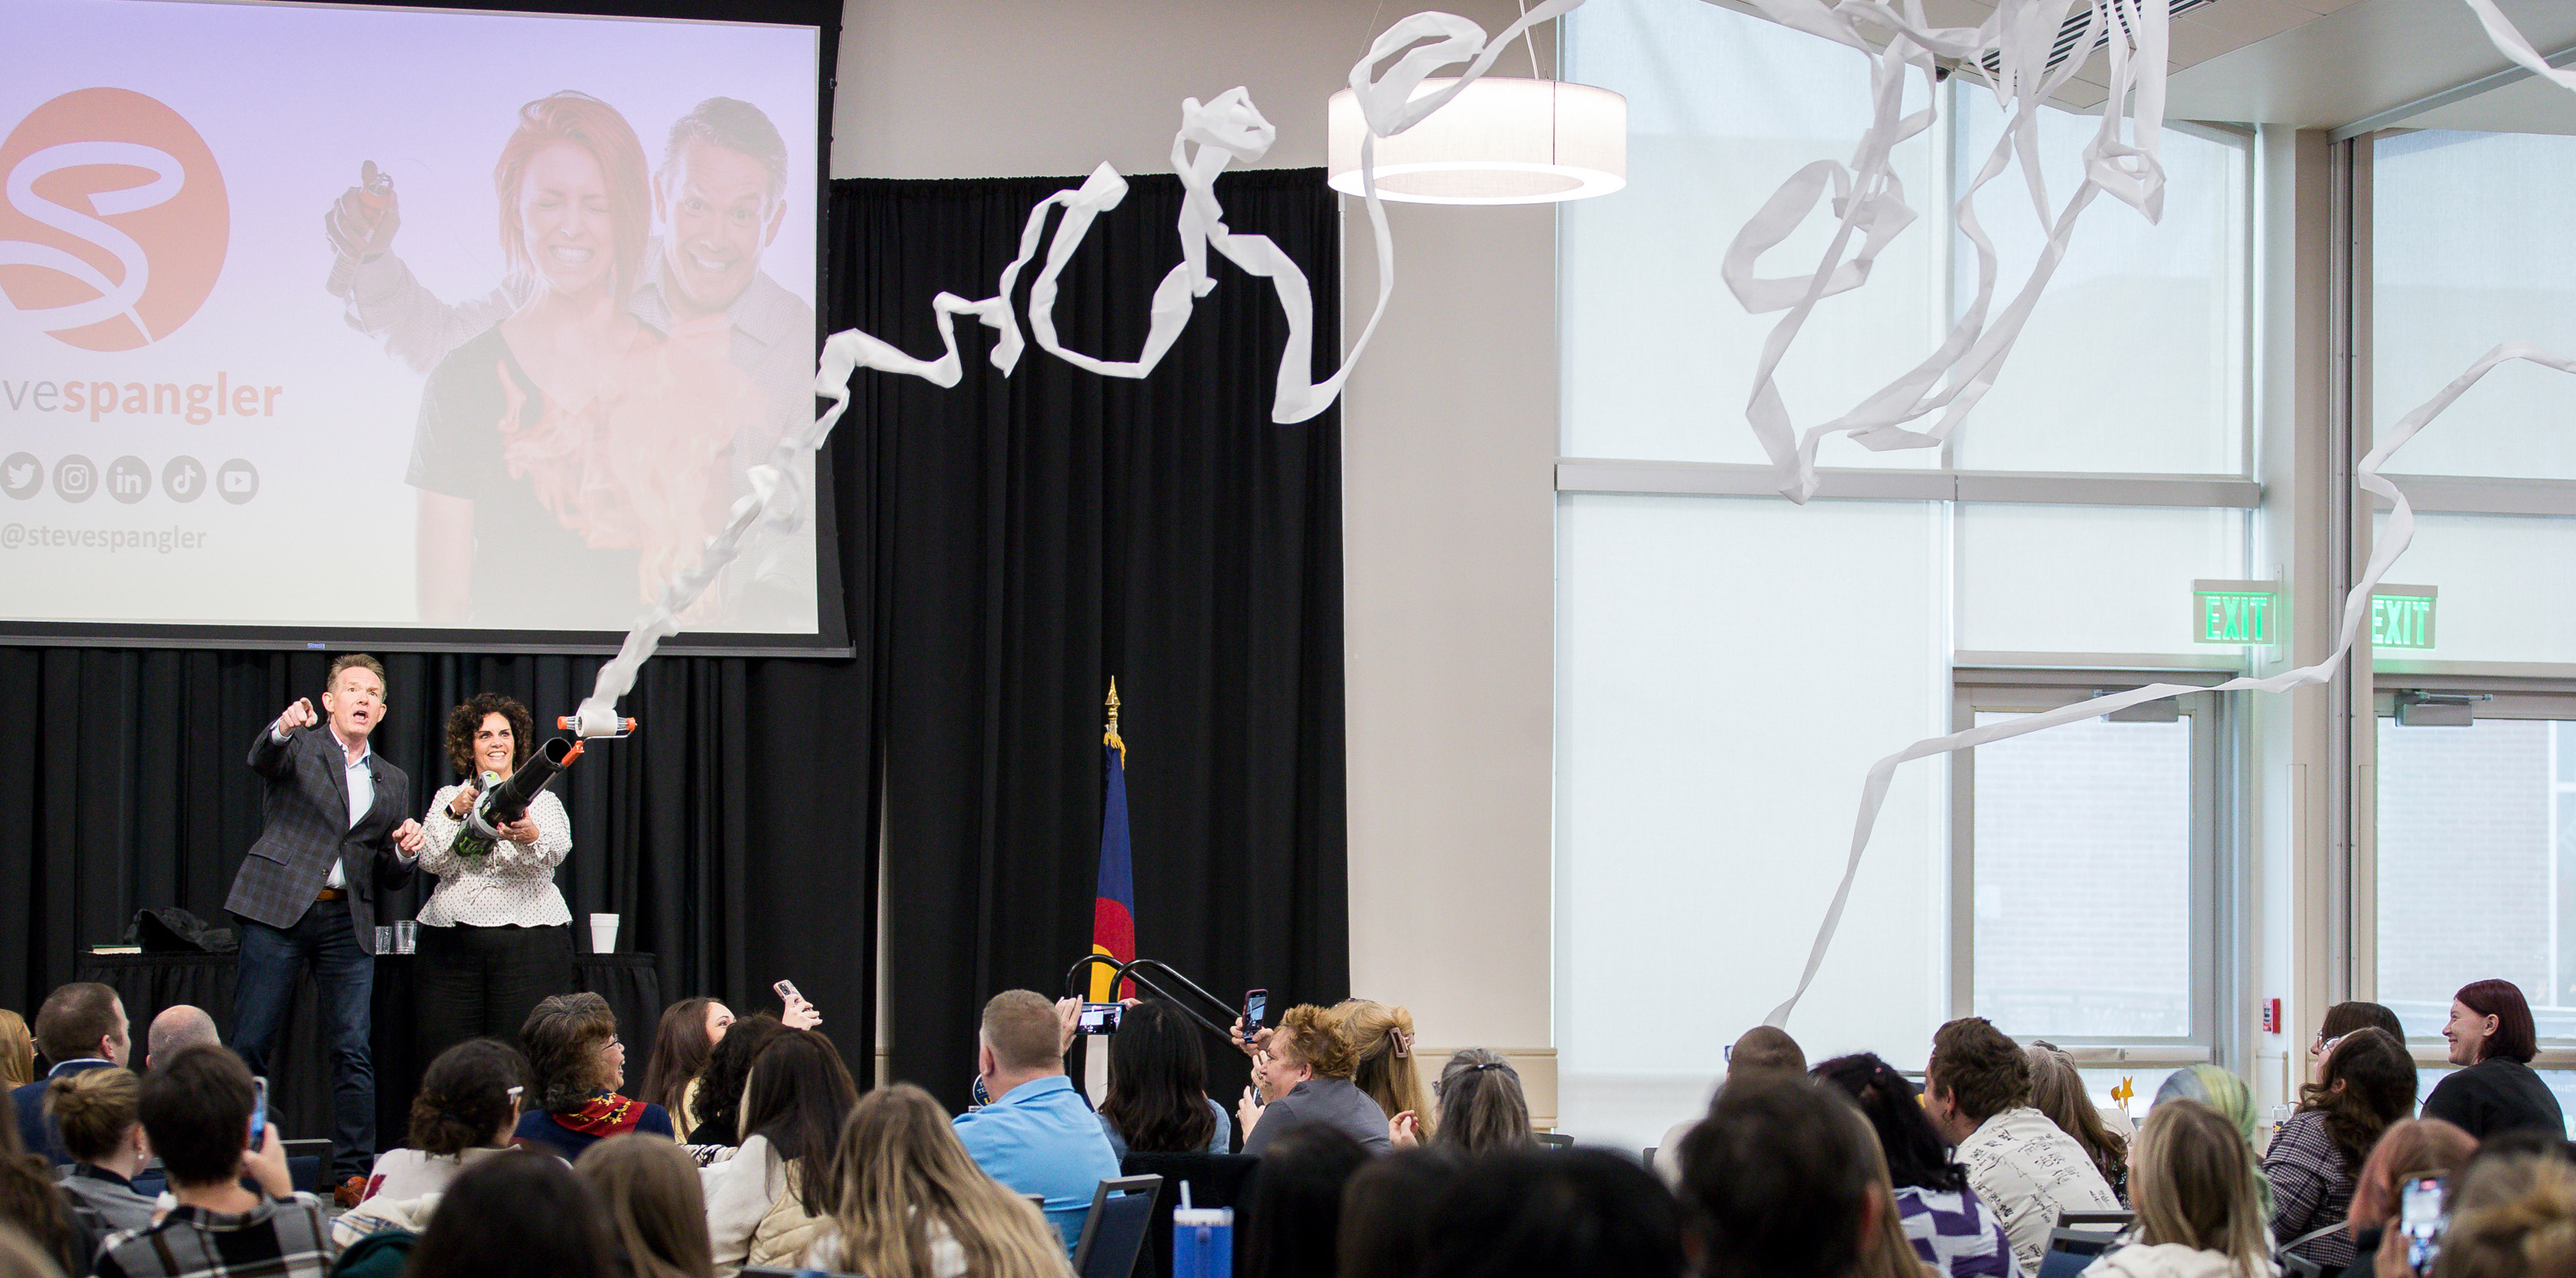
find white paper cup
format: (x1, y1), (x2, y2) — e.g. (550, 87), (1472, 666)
(589, 913), (620, 953)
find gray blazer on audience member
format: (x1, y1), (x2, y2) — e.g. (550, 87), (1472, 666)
(1242, 1077), (1394, 1156)
(223, 724), (414, 951)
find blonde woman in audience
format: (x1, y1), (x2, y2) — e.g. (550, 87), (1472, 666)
(2087, 1098), (2277, 1278)
(2026, 1043), (2129, 1203)
(1336, 1001), (1431, 1140)
(805, 1083), (1071, 1278)
(0, 1013), (28, 1089)
(702, 1028), (856, 1275)
(45, 1065), (154, 1265)
(578, 1134), (714, 1278)
(2427, 1152), (2576, 1278)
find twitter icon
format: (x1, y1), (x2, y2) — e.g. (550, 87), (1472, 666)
(2, 453), (38, 500)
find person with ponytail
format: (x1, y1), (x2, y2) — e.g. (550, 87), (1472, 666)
(332, 1038), (529, 1248)
(45, 1065), (153, 1266)
(1336, 1001), (1431, 1141)
(1411, 1050), (1533, 1153)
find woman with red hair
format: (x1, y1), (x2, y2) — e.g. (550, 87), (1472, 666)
(409, 91), (753, 628)
(2424, 978), (2565, 1140)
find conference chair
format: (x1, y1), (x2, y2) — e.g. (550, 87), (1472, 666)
(1121, 1152), (1257, 1278)
(744, 1269), (861, 1278)
(1535, 1132), (1574, 1148)
(2037, 1210), (2134, 1278)
(1071, 1173), (1163, 1278)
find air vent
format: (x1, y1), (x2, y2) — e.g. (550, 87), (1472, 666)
(1975, 0), (2216, 80)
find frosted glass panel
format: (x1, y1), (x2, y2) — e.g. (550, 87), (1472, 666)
(2373, 131), (2576, 480)
(1956, 505), (2247, 654)
(2368, 510), (2576, 663)
(1947, 98), (2247, 474)
(1562, 0), (1940, 467)
(1973, 711), (2193, 1038)
(1558, 495), (1946, 1149)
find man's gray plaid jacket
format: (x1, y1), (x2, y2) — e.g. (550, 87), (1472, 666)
(223, 724), (415, 952)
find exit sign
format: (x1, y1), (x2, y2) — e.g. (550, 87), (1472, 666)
(2372, 585), (2438, 650)
(2193, 580), (2277, 645)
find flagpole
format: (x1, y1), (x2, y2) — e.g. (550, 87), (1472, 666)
(1086, 679), (1123, 1105)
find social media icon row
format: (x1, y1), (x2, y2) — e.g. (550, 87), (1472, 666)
(0, 453), (256, 504)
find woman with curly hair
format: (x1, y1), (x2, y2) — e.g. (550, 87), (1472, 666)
(1236, 1004), (1390, 1156)
(415, 691), (575, 1062)
(515, 993), (674, 1159)
(2263, 1027), (2416, 1271)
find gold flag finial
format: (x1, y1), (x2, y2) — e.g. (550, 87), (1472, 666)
(1104, 679), (1125, 762)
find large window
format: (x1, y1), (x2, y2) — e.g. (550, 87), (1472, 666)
(1557, 0), (2255, 1149)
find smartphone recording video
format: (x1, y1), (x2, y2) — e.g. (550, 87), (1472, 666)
(1078, 1001), (1122, 1034)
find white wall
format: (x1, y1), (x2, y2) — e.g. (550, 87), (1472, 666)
(836, 0), (1564, 1117)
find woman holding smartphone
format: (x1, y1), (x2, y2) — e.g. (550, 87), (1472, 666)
(416, 693), (574, 1062)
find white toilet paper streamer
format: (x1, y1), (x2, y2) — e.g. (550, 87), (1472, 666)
(569, 3), (1583, 733)
(1765, 343), (2576, 1025)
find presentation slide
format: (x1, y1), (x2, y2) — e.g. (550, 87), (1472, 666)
(0, 0), (822, 635)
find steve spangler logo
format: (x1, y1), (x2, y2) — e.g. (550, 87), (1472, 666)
(0, 88), (229, 351)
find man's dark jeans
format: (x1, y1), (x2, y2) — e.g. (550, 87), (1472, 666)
(232, 902), (373, 1180)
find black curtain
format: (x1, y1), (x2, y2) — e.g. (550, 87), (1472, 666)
(834, 170), (1347, 1109)
(0, 167), (1346, 1123)
(0, 642), (881, 1089)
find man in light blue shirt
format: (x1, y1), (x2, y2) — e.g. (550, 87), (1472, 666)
(952, 989), (1121, 1251)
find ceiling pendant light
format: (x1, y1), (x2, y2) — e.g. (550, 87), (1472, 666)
(1327, 75), (1627, 205)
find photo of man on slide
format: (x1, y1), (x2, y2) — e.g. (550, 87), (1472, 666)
(324, 94), (815, 631)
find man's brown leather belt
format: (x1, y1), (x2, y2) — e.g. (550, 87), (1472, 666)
(315, 887), (345, 902)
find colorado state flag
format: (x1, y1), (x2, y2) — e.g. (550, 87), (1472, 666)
(1091, 685), (1134, 1001)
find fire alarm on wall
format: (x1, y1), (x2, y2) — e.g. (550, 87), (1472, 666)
(2261, 998), (2282, 1034)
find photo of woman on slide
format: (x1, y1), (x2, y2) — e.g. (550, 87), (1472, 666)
(404, 91), (756, 627)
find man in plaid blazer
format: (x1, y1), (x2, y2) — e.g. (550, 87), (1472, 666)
(223, 654), (424, 1198)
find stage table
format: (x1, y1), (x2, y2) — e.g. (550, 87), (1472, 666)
(76, 950), (661, 1163)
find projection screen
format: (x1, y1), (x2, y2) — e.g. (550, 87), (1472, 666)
(0, 0), (830, 649)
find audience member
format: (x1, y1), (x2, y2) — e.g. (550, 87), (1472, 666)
(810, 1082), (1072, 1278)
(703, 1029), (856, 1275)
(1338, 1001), (1429, 1136)
(1654, 1024), (1807, 1182)
(398, 1147), (618, 1278)
(1095, 999), (1229, 1157)
(2309, 1002), (2405, 1086)
(1239, 1004), (1392, 1156)
(1336, 1145), (1467, 1278)
(1814, 1053), (2014, 1278)
(1343, 1147), (1686, 1278)
(1925, 1017), (2119, 1274)
(11, 985), (128, 1165)
(2154, 1065), (2275, 1217)
(2433, 1153), (2576, 1278)
(44, 1066), (154, 1268)
(2340, 1118), (2478, 1278)
(1400, 1050), (1530, 1153)
(1675, 1070), (1882, 1278)
(951, 991), (1120, 1251)
(689, 1013), (784, 1147)
(2027, 1042), (2130, 1202)
(143, 1007), (218, 1073)
(330, 1038), (529, 1248)
(2425, 979), (2566, 1140)
(94, 1045), (329, 1278)
(576, 1134), (714, 1278)
(2265, 1027), (2416, 1271)
(515, 994), (675, 1160)
(0, 1013), (28, 1090)
(0, 1109), (70, 1278)
(638, 998), (731, 1138)
(2087, 1098), (2275, 1278)
(1235, 1124), (1370, 1278)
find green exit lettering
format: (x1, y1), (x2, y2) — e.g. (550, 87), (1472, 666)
(2372, 594), (2436, 650)
(2196, 592), (2273, 645)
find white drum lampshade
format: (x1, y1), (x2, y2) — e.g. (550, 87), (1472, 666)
(1327, 76), (1626, 205)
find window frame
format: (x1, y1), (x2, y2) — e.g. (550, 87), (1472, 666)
(1949, 668), (2239, 1067)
